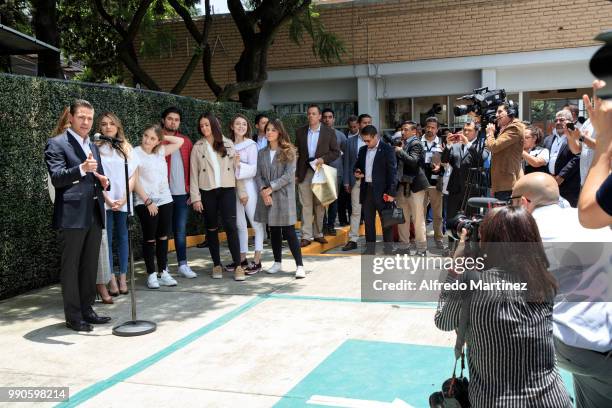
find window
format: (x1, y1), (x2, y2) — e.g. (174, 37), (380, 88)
(273, 101), (357, 129)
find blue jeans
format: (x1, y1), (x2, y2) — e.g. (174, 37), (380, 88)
(172, 194), (189, 264)
(106, 210), (128, 275)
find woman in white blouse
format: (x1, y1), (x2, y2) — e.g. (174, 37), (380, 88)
(522, 125), (550, 174)
(228, 114), (265, 274)
(96, 112), (136, 297)
(133, 125), (184, 289)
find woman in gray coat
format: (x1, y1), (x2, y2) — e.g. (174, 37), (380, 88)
(254, 119), (305, 278)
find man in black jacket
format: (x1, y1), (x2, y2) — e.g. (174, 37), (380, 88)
(442, 120), (490, 220)
(353, 125), (397, 248)
(45, 99), (111, 332)
(543, 110), (581, 207)
(395, 121), (429, 255)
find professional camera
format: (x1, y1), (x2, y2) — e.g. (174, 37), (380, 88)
(446, 213), (483, 242)
(590, 30), (612, 99)
(453, 87), (507, 125)
(446, 197), (508, 242)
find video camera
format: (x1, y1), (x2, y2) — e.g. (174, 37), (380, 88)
(453, 87), (507, 125)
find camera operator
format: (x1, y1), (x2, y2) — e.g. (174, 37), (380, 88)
(435, 206), (572, 407)
(394, 121), (429, 255)
(579, 80), (612, 229)
(421, 117), (445, 249)
(485, 103), (525, 202)
(442, 120), (489, 220)
(542, 110), (581, 207)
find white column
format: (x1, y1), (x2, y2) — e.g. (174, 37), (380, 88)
(518, 91), (524, 120)
(357, 76), (380, 129)
(481, 68), (497, 90)
(257, 83), (273, 111)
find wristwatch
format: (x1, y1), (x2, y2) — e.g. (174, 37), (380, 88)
(578, 136), (585, 143)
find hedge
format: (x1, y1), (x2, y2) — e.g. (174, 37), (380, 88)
(0, 74), (306, 300)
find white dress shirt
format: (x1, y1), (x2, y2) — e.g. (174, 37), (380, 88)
(307, 125), (321, 159)
(531, 204), (612, 353)
(365, 140), (379, 183)
(68, 129), (92, 177)
(548, 130), (566, 175)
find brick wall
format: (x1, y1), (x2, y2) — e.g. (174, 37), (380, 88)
(137, 0), (612, 101)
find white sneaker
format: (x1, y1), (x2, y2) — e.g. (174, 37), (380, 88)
(266, 262), (282, 274)
(147, 273), (160, 289)
(159, 269), (178, 286)
(178, 264), (197, 278)
(295, 266), (306, 279)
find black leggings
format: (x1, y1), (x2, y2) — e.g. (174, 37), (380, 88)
(135, 202), (173, 274)
(270, 225), (303, 266)
(200, 188), (241, 267)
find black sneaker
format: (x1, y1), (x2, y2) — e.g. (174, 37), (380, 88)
(245, 262), (261, 275)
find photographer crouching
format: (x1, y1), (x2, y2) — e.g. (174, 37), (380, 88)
(485, 103), (525, 202)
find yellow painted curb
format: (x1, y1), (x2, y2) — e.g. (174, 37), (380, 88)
(169, 216), (382, 255)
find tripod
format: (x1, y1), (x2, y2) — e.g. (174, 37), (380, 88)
(110, 141), (157, 337)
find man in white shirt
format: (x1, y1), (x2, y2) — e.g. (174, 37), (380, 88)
(511, 172), (612, 407)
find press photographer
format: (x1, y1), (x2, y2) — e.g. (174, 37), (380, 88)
(433, 205), (573, 407)
(394, 121), (429, 255)
(485, 102), (525, 202)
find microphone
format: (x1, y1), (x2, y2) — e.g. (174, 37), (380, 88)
(93, 133), (120, 145)
(467, 197), (506, 208)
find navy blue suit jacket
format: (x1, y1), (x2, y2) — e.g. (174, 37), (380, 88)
(354, 140), (397, 210)
(45, 130), (107, 229)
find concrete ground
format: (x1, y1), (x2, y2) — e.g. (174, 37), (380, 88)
(0, 237), (575, 407)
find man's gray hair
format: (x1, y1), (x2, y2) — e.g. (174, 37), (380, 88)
(555, 110), (573, 121)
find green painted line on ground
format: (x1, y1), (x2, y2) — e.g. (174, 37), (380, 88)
(263, 293), (437, 308)
(55, 296), (266, 408)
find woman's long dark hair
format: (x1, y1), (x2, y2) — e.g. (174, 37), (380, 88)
(479, 206), (558, 302)
(265, 119), (296, 164)
(197, 112), (227, 157)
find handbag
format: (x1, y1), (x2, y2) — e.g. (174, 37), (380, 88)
(429, 275), (472, 408)
(380, 201), (405, 228)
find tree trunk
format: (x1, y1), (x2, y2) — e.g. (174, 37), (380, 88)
(32, 0), (63, 78)
(235, 36), (269, 109)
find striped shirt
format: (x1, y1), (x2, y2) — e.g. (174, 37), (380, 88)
(435, 268), (572, 408)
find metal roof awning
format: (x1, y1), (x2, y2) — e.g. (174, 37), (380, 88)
(0, 24), (60, 55)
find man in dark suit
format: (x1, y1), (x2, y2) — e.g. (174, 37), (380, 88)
(45, 99), (111, 332)
(296, 104), (341, 247)
(353, 125), (397, 248)
(543, 109), (581, 207)
(395, 121), (429, 255)
(442, 120), (490, 220)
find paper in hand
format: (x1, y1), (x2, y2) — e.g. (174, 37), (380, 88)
(309, 159), (318, 171)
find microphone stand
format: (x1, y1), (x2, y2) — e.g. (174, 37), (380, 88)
(111, 141), (157, 337)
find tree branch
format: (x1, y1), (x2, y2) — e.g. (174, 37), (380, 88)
(92, 0), (127, 37)
(117, 41), (161, 90)
(125, 0), (155, 41)
(167, 0), (202, 42)
(218, 79), (266, 101)
(171, 47), (201, 94)
(227, 0), (254, 41)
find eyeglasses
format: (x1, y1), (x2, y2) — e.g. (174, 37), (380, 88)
(508, 195), (531, 205)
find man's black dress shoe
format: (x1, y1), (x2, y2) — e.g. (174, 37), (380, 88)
(342, 241), (358, 251)
(83, 311), (112, 324)
(66, 320), (93, 332)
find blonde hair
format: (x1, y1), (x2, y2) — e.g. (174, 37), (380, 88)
(96, 112), (132, 158)
(51, 107), (70, 136)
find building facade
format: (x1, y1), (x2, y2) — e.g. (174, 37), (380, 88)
(137, 0), (612, 132)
